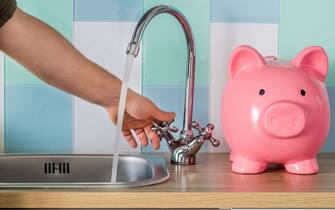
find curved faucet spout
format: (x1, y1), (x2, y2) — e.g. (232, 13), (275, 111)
(126, 5), (220, 165)
(126, 5), (195, 140)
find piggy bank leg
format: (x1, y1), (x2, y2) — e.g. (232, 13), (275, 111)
(284, 158), (319, 174)
(232, 155), (267, 174)
(229, 153), (236, 162)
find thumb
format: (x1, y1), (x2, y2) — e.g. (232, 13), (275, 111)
(150, 104), (176, 122)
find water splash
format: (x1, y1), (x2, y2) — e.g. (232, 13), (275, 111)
(111, 54), (135, 183)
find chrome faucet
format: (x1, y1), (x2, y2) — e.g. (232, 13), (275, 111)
(126, 5), (220, 165)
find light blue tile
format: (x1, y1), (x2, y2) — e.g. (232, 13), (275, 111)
(75, 0), (142, 22)
(322, 86), (335, 152)
(17, 0), (73, 41)
(211, 0), (279, 23)
(142, 85), (209, 153)
(143, 0), (210, 86)
(5, 85), (73, 153)
(279, 0), (335, 85)
(6, 0), (73, 85)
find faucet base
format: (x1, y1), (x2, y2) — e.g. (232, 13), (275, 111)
(171, 155), (196, 165)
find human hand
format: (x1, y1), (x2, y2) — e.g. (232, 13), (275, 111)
(106, 90), (176, 150)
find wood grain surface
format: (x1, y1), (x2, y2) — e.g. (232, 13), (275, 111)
(0, 153), (334, 208)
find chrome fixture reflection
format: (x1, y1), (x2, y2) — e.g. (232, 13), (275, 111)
(127, 5), (220, 165)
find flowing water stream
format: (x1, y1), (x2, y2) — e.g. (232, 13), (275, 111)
(111, 54), (135, 183)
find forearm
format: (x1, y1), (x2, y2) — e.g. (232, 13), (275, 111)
(0, 8), (124, 107)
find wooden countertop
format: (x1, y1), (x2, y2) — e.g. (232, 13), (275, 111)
(0, 153), (335, 208)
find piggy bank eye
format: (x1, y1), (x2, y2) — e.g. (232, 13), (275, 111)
(259, 89), (265, 96)
(300, 89), (306, 96)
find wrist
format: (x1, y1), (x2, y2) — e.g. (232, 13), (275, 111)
(104, 88), (138, 110)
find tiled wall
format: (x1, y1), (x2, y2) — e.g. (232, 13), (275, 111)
(2, 0), (335, 153)
(209, 0), (279, 152)
(5, 0), (73, 153)
(73, 0), (142, 154)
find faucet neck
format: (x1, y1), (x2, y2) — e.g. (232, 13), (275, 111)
(127, 5), (196, 139)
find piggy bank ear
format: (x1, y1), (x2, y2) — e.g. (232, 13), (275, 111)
(228, 45), (265, 79)
(292, 46), (328, 82)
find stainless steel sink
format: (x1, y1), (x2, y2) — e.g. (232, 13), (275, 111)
(0, 154), (169, 188)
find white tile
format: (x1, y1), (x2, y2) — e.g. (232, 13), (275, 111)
(73, 22), (141, 153)
(0, 53), (4, 152)
(209, 23), (278, 153)
(73, 22), (141, 91)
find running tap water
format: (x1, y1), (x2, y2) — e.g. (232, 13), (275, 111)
(111, 54), (135, 183)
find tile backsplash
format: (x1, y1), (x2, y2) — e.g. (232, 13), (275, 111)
(3, 0), (335, 153)
(5, 0), (74, 153)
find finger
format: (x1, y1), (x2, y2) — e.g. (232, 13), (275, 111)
(121, 113), (152, 130)
(144, 124), (160, 150)
(122, 130), (137, 148)
(149, 103), (176, 122)
(134, 128), (148, 146)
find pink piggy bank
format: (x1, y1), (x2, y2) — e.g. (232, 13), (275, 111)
(221, 45), (330, 174)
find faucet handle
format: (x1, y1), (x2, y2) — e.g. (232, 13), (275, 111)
(208, 136), (220, 147)
(152, 120), (179, 138)
(192, 121), (220, 147)
(191, 121), (202, 131)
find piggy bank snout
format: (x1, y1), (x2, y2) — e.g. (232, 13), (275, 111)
(262, 102), (306, 138)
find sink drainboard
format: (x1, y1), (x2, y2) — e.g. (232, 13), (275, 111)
(0, 154), (169, 188)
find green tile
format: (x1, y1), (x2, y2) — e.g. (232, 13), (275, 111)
(279, 0), (335, 85)
(5, 0), (73, 85)
(143, 0), (210, 86)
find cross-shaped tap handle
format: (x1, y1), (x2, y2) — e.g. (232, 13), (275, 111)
(152, 120), (179, 138)
(192, 121), (220, 147)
